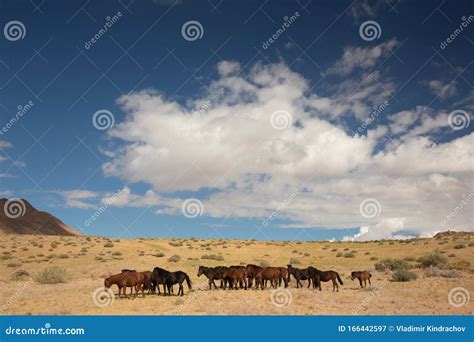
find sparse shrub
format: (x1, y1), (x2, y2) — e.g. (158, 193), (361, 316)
(259, 260), (270, 267)
(155, 252), (165, 258)
(7, 263), (20, 268)
(58, 254), (69, 259)
(103, 242), (114, 248)
(11, 270), (30, 281)
(336, 252), (343, 257)
(169, 241), (183, 247)
(35, 267), (68, 284)
(448, 259), (471, 271)
(424, 266), (459, 278)
(344, 252), (356, 258)
(392, 269), (418, 282)
(453, 244), (465, 249)
(448, 253), (456, 257)
(403, 256), (416, 262)
(201, 254), (224, 261)
(365, 251), (371, 255)
(375, 258), (411, 271)
(418, 252), (448, 269)
(112, 251), (122, 256)
(370, 256), (378, 261)
(167, 255), (181, 262)
(50, 241), (60, 249)
(289, 257), (301, 264)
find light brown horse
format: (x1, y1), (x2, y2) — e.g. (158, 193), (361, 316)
(255, 267), (280, 289)
(104, 271), (146, 298)
(351, 271), (372, 288)
(223, 267), (247, 290)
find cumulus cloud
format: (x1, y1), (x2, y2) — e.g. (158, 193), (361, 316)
(99, 59), (473, 240)
(60, 190), (98, 209)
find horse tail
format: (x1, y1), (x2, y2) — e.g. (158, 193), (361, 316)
(185, 273), (192, 290)
(336, 273), (343, 285)
(369, 273), (372, 278)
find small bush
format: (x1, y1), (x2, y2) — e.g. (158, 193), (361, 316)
(370, 256), (378, 261)
(11, 270), (30, 281)
(111, 251), (122, 256)
(169, 241), (183, 247)
(403, 256), (416, 262)
(289, 257), (301, 264)
(35, 267), (68, 284)
(375, 258), (411, 271)
(167, 255), (181, 262)
(424, 266), (459, 278)
(58, 254), (69, 259)
(336, 252), (343, 257)
(7, 263), (20, 268)
(103, 242), (114, 248)
(448, 259), (471, 271)
(344, 252), (356, 258)
(392, 270), (418, 282)
(453, 244), (465, 249)
(259, 260), (270, 267)
(417, 252), (448, 269)
(201, 254), (224, 261)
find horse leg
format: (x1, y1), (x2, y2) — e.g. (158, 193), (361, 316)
(179, 283), (184, 296)
(359, 279), (363, 288)
(368, 277), (371, 287)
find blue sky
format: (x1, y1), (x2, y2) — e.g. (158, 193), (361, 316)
(0, 0), (472, 241)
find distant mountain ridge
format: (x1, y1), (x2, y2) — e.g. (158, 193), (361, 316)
(0, 198), (79, 236)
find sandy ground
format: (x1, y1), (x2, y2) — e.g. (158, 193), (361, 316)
(0, 233), (473, 315)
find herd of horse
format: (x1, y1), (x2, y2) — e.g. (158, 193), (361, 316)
(104, 264), (373, 298)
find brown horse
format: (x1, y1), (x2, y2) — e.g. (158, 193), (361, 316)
(255, 267), (280, 289)
(351, 271), (372, 288)
(277, 267), (288, 288)
(308, 266), (343, 292)
(104, 271), (146, 298)
(122, 269), (153, 293)
(223, 267), (247, 290)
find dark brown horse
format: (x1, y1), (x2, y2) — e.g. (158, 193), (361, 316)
(104, 271), (146, 298)
(351, 271), (372, 288)
(308, 266), (343, 292)
(287, 264), (312, 288)
(197, 266), (227, 289)
(277, 267), (288, 288)
(122, 269), (153, 293)
(245, 264), (263, 288)
(223, 267), (247, 290)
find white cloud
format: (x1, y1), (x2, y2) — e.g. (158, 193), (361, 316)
(324, 39), (398, 76)
(60, 190), (98, 209)
(100, 60), (474, 240)
(217, 60), (241, 77)
(428, 80), (458, 99)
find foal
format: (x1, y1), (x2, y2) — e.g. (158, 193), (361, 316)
(351, 271), (372, 288)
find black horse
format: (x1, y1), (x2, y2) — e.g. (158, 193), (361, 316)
(151, 267), (192, 296)
(287, 264), (312, 288)
(197, 266), (227, 289)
